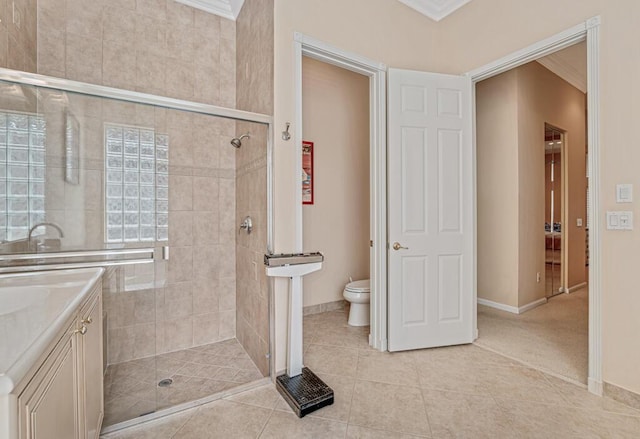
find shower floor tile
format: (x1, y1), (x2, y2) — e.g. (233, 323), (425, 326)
(103, 338), (264, 428)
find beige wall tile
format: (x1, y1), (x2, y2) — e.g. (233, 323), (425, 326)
(193, 312), (220, 346)
(108, 326), (135, 364)
(166, 25), (194, 61)
(0, 28), (8, 68)
(163, 317), (194, 352)
(135, 49), (165, 94)
(219, 277), (235, 311)
(193, 246), (218, 281)
(134, 14), (165, 56)
(166, 0), (194, 26)
(169, 211), (193, 246)
(219, 310), (235, 339)
(193, 176), (219, 211)
(108, 0), (135, 11)
(133, 323), (157, 359)
(193, 8), (220, 31)
(168, 175), (193, 211)
(165, 58), (195, 100)
(136, 0), (166, 20)
(133, 289), (157, 324)
(167, 246), (193, 283)
(38, 5), (65, 35)
(164, 295), (193, 320)
(193, 211), (219, 245)
(65, 32), (102, 83)
(193, 277), (219, 314)
(7, 35), (25, 71)
(102, 11), (136, 45)
(66, 0), (103, 38)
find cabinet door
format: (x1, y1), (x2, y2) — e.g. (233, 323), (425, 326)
(18, 324), (79, 439)
(79, 291), (103, 439)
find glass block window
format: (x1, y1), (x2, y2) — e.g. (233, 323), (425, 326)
(0, 112), (46, 242)
(105, 124), (168, 243)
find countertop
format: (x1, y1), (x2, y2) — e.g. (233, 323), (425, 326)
(0, 267), (104, 395)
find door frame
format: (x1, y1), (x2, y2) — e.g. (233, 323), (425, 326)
(293, 33), (389, 350)
(467, 16), (602, 395)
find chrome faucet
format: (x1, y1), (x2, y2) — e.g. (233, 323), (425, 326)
(28, 222), (65, 251)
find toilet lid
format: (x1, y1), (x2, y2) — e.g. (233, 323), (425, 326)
(345, 279), (370, 293)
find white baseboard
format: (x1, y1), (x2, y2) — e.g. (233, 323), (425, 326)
(518, 297), (548, 313)
(478, 297), (547, 315)
(567, 282), (588, 293)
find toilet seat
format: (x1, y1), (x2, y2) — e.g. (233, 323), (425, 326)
(344, 279), (370, 294)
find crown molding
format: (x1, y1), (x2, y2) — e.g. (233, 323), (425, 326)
(396, 0), (473, 22)
(174, 0), (245, 20)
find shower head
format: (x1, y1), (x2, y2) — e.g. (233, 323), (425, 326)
(230, 133), (250, 148)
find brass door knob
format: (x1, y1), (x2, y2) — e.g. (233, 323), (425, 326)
(75, 325), (87, 336)
(392, 242), (409, 251)
(82, 316), (93, 325)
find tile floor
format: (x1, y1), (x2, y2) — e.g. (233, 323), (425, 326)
(103, 338), (264, 427)
(102, 309), (640, 438)
(477, 287), (588, 383)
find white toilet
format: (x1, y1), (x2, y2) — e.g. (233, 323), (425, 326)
(343, 279), (370, 326)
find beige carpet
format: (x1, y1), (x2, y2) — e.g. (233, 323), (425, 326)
(476, 287), (588, 384)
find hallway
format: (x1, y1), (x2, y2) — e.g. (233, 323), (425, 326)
(476, 288), (588, 383)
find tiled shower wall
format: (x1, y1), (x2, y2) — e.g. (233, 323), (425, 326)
(0, 0), (37, 72)
(35, 0), (239, 364)
(235, 0), (274, 376)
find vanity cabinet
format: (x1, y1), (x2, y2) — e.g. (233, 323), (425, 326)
(15, 281), (103, 439)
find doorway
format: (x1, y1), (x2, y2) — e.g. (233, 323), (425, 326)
(300, 55), (371, 321)
(474, 44), (590, 385)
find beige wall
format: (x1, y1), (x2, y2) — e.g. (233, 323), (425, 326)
(1, 0), (36, 72)
(235, 0), (274, 376)
(301, 56), (370, 307)
(517, 61), (586, 305)
(273, 0), (439, 373)
(476, 69), (519, 308)
(476, 62), (586, 309)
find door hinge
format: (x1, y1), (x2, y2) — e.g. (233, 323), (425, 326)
(370, 240), (373, 248)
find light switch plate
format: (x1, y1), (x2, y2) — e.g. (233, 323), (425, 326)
(577, 218), (583, 227)
(616, 184), (633, 203)
(607, 212), (619, 229)
(607, 211), (634, 230)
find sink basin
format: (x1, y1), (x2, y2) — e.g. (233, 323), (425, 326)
(0, 286), (50, 316)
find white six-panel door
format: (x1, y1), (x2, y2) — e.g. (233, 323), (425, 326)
(388, 68), (473, 351)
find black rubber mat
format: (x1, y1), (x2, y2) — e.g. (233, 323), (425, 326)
(276, 367), (334, 418)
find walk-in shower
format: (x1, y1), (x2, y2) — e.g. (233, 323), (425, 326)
(0, 69), (273, 433)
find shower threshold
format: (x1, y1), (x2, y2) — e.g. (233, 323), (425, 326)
(102, 338), (266, 433)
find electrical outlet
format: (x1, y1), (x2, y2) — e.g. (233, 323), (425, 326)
(536, 272), (541, 283)
(577, 218), (583, 227)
